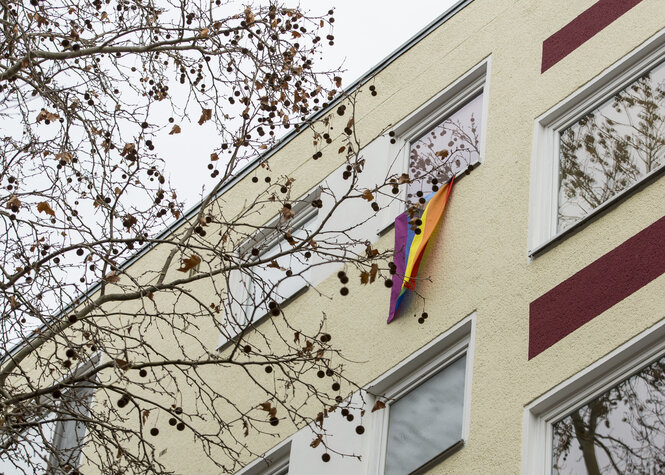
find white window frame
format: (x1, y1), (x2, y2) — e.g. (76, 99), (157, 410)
(522, 318), (665, 475)
(220, 188), (321, 348)
(0, 354), (99, 473)
(529, 27), (665, 257)
(377, 58), (490, 234)
(237, 437), (291, 475)
(365, 314), (476, 474)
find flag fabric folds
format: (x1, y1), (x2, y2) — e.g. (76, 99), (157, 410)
(388, 176), (455, 323)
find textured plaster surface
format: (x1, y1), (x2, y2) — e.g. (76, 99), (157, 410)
(80, 0), (665, 473)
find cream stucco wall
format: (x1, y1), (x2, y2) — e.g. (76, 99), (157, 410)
(86, 0), (665, 473)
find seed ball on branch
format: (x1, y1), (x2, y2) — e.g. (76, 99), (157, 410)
(356, 425), (365, 435)
(322, 453), (331, 463)
(169, 418), (177, 426)
(176, 422), (185, 431)
(269, 417), (279, 426)
(117, 396), (129, 408)
(150, 428), (159, 436)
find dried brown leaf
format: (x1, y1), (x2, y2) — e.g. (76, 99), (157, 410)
(103, 271), (120, 283)
(36, 201), (55, 216)
(177, 254), (201, 272)
(267, 260), (283, 270)
(120, 143), (135, 157)
(55, 151), (73, 162)
(36, 108), (59, 123)
(115, 359), (131, 371)
(169, 124), (181, 135)
(361, 189), (374, 202)
(198, 108), (212, 125)
(371, 400), (386, 412)
(310, 434), (323, 448)
(397, 173), (410, 184)
(370, 263), (379, 283)
(280, 206), (295, 220)
(5, 195), (21, 209)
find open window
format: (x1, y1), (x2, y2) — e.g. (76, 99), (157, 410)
(377, 59), (489, 232)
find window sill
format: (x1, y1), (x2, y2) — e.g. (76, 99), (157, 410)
(410, 439), (464, 475)
(376, 162), (479, 238)
(529, 162), (665, 259)
(217, 286), (310, 353)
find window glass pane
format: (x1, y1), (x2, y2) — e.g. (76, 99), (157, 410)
(50, 386), (94, 471)
(0, 417), (55, 473)
(384, 354), (466, 475)
(558, 61), (665, 232)
(408, 94), (482, 208)
(245, 216), (315, 320)
(552, 354), (665, 474)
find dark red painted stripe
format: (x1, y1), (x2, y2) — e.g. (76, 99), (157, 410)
(529, 215), (665, 359)
(541, 0), (644, 73)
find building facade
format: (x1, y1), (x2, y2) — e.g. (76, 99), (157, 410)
(5, 0), (665, 474)
(230, 1), (665, 473)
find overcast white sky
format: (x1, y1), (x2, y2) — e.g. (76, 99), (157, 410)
(321, 0), (461, 85)
(166, 0), (461, 206)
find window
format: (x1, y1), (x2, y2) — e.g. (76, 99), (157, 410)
(0, 368), (96, 473)
(221, 191), (320, 346)
(523, 318), (665, 475)
(241, 213), (317, 320)
(367, 315), (474, 473)
(378, 59), (489, 231)
(237, 439), (291, 475)
(383, 355), (466, 474)
(529, 29), (665, 255)
(552, 355), (665, 473)
(406, 93), (483, 207)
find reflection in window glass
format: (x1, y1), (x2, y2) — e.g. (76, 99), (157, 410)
(0, 386), (93, 474)
(552, 355), (665, 474)
(384, 355), (466, 475)
(243, 216), (316, 321)
(407, 94), (482, 208)
(558, 61), (665, 232)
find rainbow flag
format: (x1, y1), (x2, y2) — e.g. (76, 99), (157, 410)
(388, 177), (455, 323)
